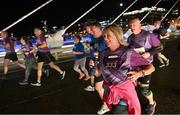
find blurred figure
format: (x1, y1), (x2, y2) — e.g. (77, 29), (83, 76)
(153, 20), (170, 68)
(168, 20), (177, 32)
(18, 36), (49, 85)
(72, 34), (90, 80)
(100, 24), (155, 114)
(31, 27), (66, 87)
(0, 31), (25, 80)
(84, 20), (110, 115)
(128, 18), (162, 115)
(83, 20), (98, 92)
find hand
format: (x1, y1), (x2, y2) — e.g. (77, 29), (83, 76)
(141, 52), (150, 59)
(127, 71), (143, 81)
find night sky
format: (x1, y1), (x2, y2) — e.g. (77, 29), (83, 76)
(0, 0), (178, 37)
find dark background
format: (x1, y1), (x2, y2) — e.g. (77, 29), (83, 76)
(0, 0), (178, 37)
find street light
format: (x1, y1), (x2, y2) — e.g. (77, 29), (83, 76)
(120, 3), (123, 7)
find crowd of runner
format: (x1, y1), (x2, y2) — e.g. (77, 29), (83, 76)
(0, 16), (173, 114)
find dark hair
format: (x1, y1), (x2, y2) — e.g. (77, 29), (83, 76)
(154, 20), (161, 24)
(74, 34), (81, 41)
(20, 36), (32, 45)
(84, 19), (101, 29)
(128, 16), (140, 23)
(34, 27), (45, 32)
(84, 19), (97, 27)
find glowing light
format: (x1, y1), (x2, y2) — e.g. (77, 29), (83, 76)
(120, 3), (123, 7)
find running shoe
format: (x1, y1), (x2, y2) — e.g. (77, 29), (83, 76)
(165, 59), (169, 66)
(159, 64), (165, 68)
(145, 101), (156, 115)
(84, 85), (95, 91)
(97, 104), (110, 115)
(19, 80), (29, 85)
(60, 71), (66, 80)
(31, 82), (41, 87)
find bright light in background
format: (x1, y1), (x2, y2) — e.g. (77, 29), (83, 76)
(120, 3), (123, 7)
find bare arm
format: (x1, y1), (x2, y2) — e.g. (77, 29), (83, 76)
(160, 33), (170, 39)
(127, 64), (155, 81)
(29, 46), (37, 53)
(95, 68), (102, 77)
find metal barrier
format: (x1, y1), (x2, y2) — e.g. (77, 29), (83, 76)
(0, 44), (90, 64)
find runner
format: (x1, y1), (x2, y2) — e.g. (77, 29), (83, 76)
(100, 23), (155, 114)
(153, 20), (170, 68)
(31, 27), (66, 87)
(83, 20), (110, 115)
(18, 36), (49, 85)
(127, 18), (162, 114)
(0, 31), (25, 80)
(72, 34), (90, 80)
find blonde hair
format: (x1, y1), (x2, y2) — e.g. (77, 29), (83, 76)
(103, 24), (128, 46)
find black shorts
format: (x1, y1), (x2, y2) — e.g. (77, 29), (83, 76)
(37, 52), (56, 64)
(137, 74), (151, 84)
(95, 75), (104, 83)
(4, 52), (18, 62)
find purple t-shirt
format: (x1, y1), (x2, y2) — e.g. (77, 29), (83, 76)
(21, 42), (34, 57)
(100, 46), (150, 85)
(36, 35), (50, 53)
(3, 37), (15, 53)
(127, 30), (160, 62)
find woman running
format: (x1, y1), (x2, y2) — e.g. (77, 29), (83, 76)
(99, 24), (155, 114)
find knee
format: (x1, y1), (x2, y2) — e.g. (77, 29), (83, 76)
(140, 86), (152, 97)
(37, 66), (43, 71)
(49, 63), (54, 68)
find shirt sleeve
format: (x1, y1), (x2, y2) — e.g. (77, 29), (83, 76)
(149, 33), (161, 47)
(130, 50), (150, 67)
(79, 44), (85, 52)
(40, 37), (46, 43)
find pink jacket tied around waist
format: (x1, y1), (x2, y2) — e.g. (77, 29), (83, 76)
(103, 80), (141, 115)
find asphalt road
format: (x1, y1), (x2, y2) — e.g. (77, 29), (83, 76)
(0, 35), (180, 114)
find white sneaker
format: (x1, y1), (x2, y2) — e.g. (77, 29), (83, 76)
(60, 71), (66, 80)
(97, 104), (110, 115)
(159, 64), (165, 68)
(84, 85), (95, 91)
(31, 82), (41, 87)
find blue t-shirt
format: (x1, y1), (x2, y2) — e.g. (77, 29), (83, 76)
(72, 42), (85, 59)
(88, 34), (97, 59)
(89, 35), (107, 59)
(96, 36), (107, 52)
(85, 34), (107, 60)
